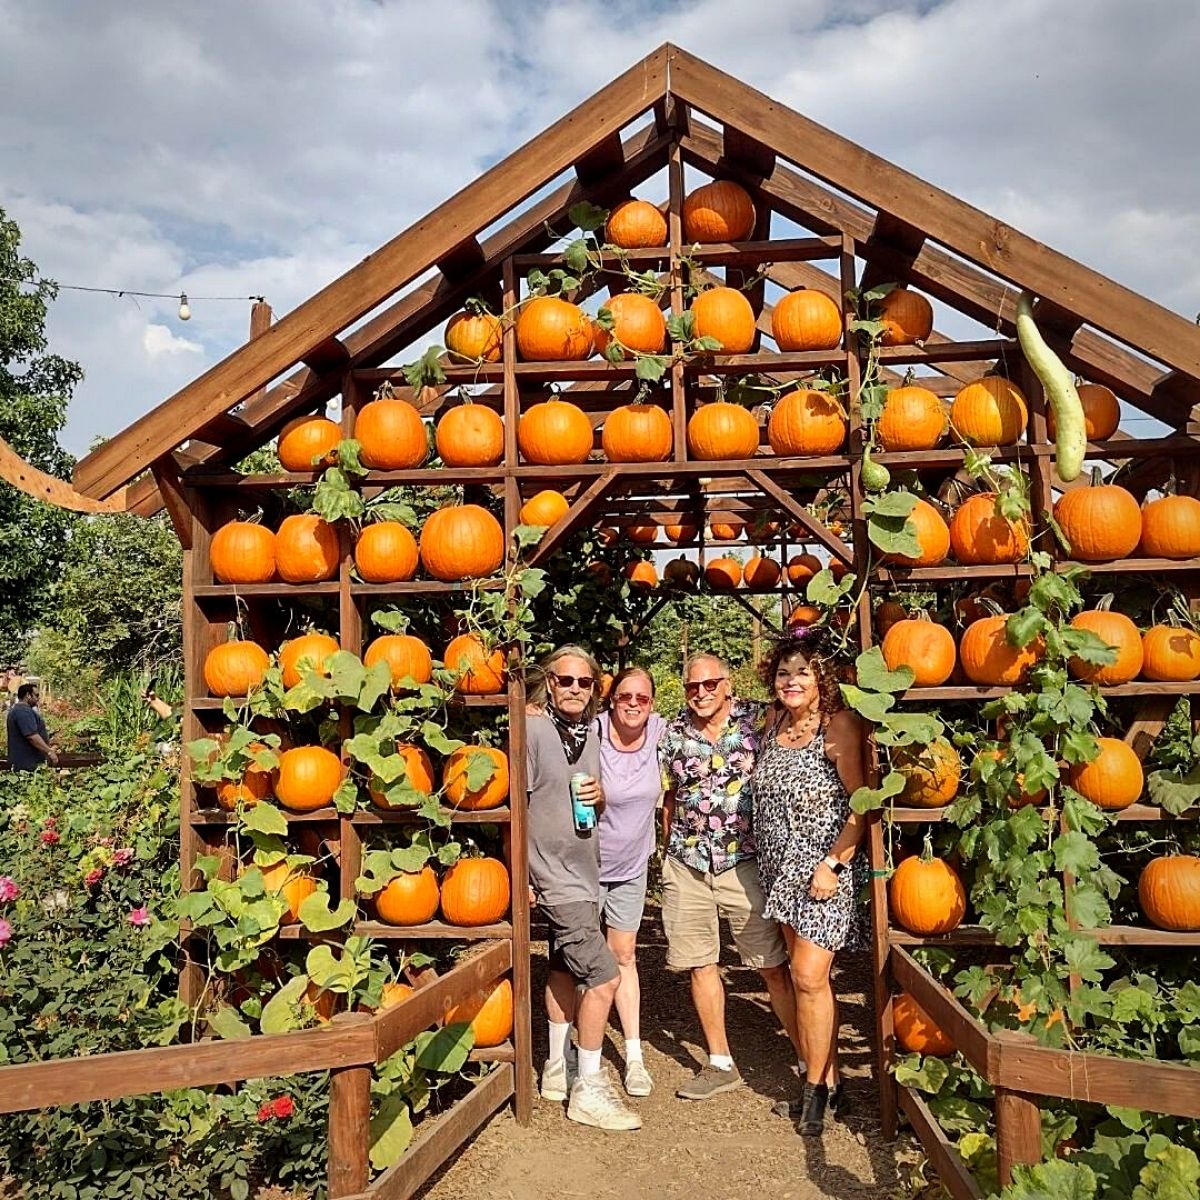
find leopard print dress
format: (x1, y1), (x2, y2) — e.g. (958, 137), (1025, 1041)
(752, 725), (867, 952)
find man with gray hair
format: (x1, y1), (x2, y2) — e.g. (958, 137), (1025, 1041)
(658, 652), (801, 1099)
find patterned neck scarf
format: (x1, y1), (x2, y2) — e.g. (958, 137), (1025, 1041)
(548, 704), (591, 764)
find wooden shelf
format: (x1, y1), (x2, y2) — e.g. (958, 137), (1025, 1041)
(888, 803), (1196, 824)
(349, 920), (513, 940)
(877, 557), (1200, 585)
(194, 582), (340, 598)
(889, 924), (1200, 947)
(876, 338), (1018, 365)
(510, 235), (842, 270)
(191, 806), (512, 826)
(468, 1040), (515, 1063)
(191, 806), (340, 824)
(902, 680), (1200, 701)
(350, 579), (505, 596)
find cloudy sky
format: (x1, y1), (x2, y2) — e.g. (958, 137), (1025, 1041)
(3, 0), (1197, 456)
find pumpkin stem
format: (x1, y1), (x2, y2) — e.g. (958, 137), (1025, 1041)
(1089, 464), (1104, 488)
(919, 829), (934, 863)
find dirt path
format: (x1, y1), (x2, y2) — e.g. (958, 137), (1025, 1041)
(423, 911), (899, 1199)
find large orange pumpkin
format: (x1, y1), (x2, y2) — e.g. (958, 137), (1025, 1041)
(355, 521), (419, 583)
(893, 737), (961, 808)
(878, 290), (934, 346)
(876, 386), (946, 452)
(1068, 611), (1143, 685)
(444, 977), (514, 1047)
(518, 399), (594, 464)
(605, 199), (667, 249)
(949, 493), (1029, 565)
(275, 514), (340, 583)
(743, 555), (782, 589)
(889, 855), (966, 935)
(445, 634), (506, 694)
(594, 292), (667, 357)
(376, 867), (440, 926)
(204, 641), (270, 697)
(882, 619), (957, 687)
(602, 402), (673, 462)
(363, 634), (434, 688)
(625, 560), (657, 590)
(419, 505), (505, 581)
(951, 377), (1028, 446)
(682, 180), (756, 243)
(211, 521), (277, 584)
(893, 992), (955, 1056)
(1138, 855), (1200, 931)
(1141, 625), (1200, 681)
(259, 861), (318, 926)
(691, 287), (756, 354)
(274, 746), (344, 812)
(516, 297), (593, 361)
(687, 402), (760, 460)
(1068, 737), (1143, 810)
(883, 498), (950, 568)
(1053, 476), (1142, 561)
(443, 746), (509, 811)
(771, 291), (842, 351)
(1140, 494), (1200, 560)
(355, 395), (429, 470)
(1048, 382), (1120, 441)
(279, 631), (340, 689)
(435, 404), (504, 467)
(444, 310), (502, 363)
(520, 489), (570, 527)
(704, 556), (743, 589)
(440, 857), (511, 926)
(766, 389), (847, 456)
(959, 616), (1043, 685)
(369, 744), (435, 809)
(278, 415), (341, 471)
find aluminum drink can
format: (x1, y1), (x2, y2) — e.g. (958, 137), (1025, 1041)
(570, 772), (596, 832)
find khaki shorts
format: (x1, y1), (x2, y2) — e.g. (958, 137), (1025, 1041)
(661, 856), (787, 971)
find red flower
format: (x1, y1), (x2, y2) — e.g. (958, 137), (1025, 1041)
(84, 867), (104, 887)
(271, 1095), (295, 1120)
(257, 1102), (273, 1122)
(40, 830), (60, 846)
(42, 817), (57, 828)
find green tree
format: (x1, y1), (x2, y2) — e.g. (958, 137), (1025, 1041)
(0, 208), (83, 662)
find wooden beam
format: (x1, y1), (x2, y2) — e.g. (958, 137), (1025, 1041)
(528, 470), (622, 567)
(995, 1088), (1042, 1187)
(746, 468), (853, 563)
(897, 1087), (985, 1200)
(574, 131), (626, 185)
(303, 336), (351, 374)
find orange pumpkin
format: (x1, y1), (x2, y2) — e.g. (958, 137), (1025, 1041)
(893, 737), (961, 808)
(259, 861), (318, 926)
(889, 855), (966, 935)
(369, 744), (435, 809)
(275, 514), (340, 583)
(278, 415), (341, 471)
(444, 977), (514, 1047)
(1138, 855), (1200, 932)
(786, 604), (823, 628)
(1054, 475), (1142, 562)
(625, 560), (657, 590)
(445, 634), (506, 694)
(355, 395), (429, 470)
(1068, 611), (1143, 685)
(704, 556), (743, 589)
(516, 297), (593, 361)
(709, 519), (746, 541)
(518, 399), (594, 464)
(682, 180), (756, 243)
(893, 992), (955, 1057)
(691, 287), (756, 354)
(419, 504), (505, 581)
(376, 867), (440, 926)
(443, 746), (508, 811)
(216, 750), (275, 811)
(743, 555), (782, 589)
(664, 556), (700, 588)
(520, 489), (570, 527)
(1068, 737), (1143, 810)
(602, 402), (673, 463)
(440, 857), (511, 926)
(627, 523), (659, 545)
(786, 553), (823, 584)
(766, 389), (847, 456)
(960, 615), (1043, 685)
(1141, 625), (1200, 682)
(665, 523), (698, 544)
(211, 521), (276, 584)
(605, 199), (668, 249)
(687, 402), (760, 460)
(363, 634), (434, 688)
(878, 289), (934, 346)
(1140, 494), (1200, 559)
(771, 291), (842, 351)
(882, 619), (957, 687)
(204, 641), (270, 697)
(875, 600), (908, 638)
(354, 521), (419, 583)
(279, 631), (340, 689)
(951, 377), (1028, 446)
(274, 746), (344, 812)
(949, 493), (1029, 565)
(1048, 382), (1120, 442)
(376, 981), (415, 1011)
(877, 386), (946, 451)
(883, 498), (950, 568)
(593, 292), (667, 357)
(435, 404), (504, 467)
(444, 309), (502, 363)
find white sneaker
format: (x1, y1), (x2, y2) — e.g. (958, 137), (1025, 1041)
(540, 1054), (577, 1102)
(567, 1071), (643, 1130)
(624, 1059), (653, 1097)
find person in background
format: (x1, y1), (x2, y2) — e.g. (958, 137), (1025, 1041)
(595, 666), (664, 1097)
(659, 653), (802, 1100)
(752, 628), (867, 1135)
(5, 682), (57, 771)
(526, 644), (641, 1131)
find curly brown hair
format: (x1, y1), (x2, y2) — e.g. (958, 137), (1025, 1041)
(757, 628), (842, 715)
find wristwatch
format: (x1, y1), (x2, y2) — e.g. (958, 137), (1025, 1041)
(822, 854), (846, 876)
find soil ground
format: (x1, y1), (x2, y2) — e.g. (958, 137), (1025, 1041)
(421, 907), (900, 1200)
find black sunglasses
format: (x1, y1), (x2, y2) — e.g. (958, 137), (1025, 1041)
(551, 673), (596, 690)
(684, 676), (726, 697)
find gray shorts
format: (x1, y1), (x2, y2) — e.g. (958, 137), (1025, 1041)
(542, 900), (619, 989)
(599, 869), (649, 933)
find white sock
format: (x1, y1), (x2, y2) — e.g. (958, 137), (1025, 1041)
(709, 1053), (734, 1071)
(624, 1037), (643, 1063)
(577, 1046), (603, 1078)
(547, 1020), (571, 1063)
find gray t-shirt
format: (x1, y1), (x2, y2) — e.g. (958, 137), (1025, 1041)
(6, 702), (49, 771)
(526, 714), (602, 907)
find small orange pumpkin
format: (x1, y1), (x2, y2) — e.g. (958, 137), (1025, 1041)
(1068, 611), (1143, 685)
(786, 553), (823, 584)
(602, 402), (673, 463)
(593, 292), (667, 357)
(369, 744), (435, 809)
(605, 199), (667, 249)
(520, 489), (570, 527)
(1048, 382), (1120, 441)
(274, 746), (344, 812)
(627, 523), (659, 545)
(444, 309), (503, 363)
(216, 749), (275, 811)
(363, 634), (434, 688)
(516, 297), (593, 361)
(687, 402), (760, 460)
(435, 404), (504, 467)
(440, 857), (511, 926)
(278, 415), (341, 471)
(1141, 625), (1200, 682)
(665, 523), (698, 544)
(786, 604), (823, 628)
(709, 519), (745, 541)
(704, 557), (743, 589)
(691, 287), (756, 354)
(1140, 494), (1200, 560)
(664, 556), (700, 588)
(1068, 737), (1143, 810)
(355, 395), (429, 469)
(445, 634), (506, 694)
(211, 521), (276, 584)
(766, 389), (847, 456)
(951, 377), (1028, 446)
(1054, 473), (1142, 561)
(1138, 855), (1200, 932)
(877, 386), (946, 452)
(444, 977), (514, 1047)
(882, 619), (957, 687)
(959, 615), (1043, 685)
(275, 514), (340, 583)
(259, 861), (318, 926)
(443, 746), (508, 811)
(376, 982), (415, 1012)
(889, 854), (966, 935)
(883, 498), (950, 568)
(949, 493), (1029, 565)
(878, 289), (934, 346)
(419, 505), (505, 581)
(279, 631), (340, 689)
(354, 521), (419, 583)
(625, 560), (657, 590)
(204, 641), (270, 697)
(893, 993), (955, 1057)
(893, 737), (961, 808)
(743, 555), (781, 589)
(376, 867), (440, 926)
(682, 180), (756, 243)
(518, 399), (594, 465)
(771, 291), (842, 351)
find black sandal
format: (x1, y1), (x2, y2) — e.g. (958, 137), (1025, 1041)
(799, 1082), (829, 1136)
(773, 1082), (841, 1120)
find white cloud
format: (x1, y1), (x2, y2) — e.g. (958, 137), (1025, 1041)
(141, 324), (203, 359)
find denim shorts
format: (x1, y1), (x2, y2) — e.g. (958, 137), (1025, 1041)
(598, 868), (649, 933)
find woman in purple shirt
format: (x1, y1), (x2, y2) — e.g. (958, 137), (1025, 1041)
(596, 666), (665, 1099)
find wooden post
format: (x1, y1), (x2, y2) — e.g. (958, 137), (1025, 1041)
(995, 1087), (1042, 1185)
(667, 110), (688, 463)
(327, 1057), (372, 1197)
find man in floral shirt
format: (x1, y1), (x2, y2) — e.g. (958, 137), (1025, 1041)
(659, 653), (800, 1100)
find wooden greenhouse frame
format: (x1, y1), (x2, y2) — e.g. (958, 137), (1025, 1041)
(3, 42), (1200, 1198)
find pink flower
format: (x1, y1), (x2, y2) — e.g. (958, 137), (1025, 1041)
(96, 836), (114, 848)
(112, 848), (134, 868)
(39, 830), (60, 846)
(0, 877), (19, 903)
(271, 1095), (295, 1119)
(84, 868), (105, 888)
(42, 816), (57, 828)
(128, 906), (150, 927)
(256, 1102), (273, 1123)
(0, 918), (11, 946)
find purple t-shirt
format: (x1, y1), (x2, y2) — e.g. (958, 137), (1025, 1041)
(596, 711), (665, 883)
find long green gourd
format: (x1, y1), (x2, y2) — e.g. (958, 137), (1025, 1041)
(1015, 290), (1087, 482)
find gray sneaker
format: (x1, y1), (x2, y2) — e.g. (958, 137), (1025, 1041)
(567, 1071), (643, 1130)
(675, 1062), (744, 1100)
(540, 1054), (577, 1102)
(623, 1059), (654, 1097)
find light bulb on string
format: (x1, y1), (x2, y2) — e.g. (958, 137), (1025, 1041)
(177, 293), (191, 321)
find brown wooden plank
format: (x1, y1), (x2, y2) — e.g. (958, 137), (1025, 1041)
(150, 459), (192, 549)
(436, 237), (488, 283)
(328, 1052), (373, 1197)
(721, 124), (776, 177)
(746, 468), (853, 563)
(1124, 696), (1177, 760)
(304, 336), (351, 374)
(527, 470), (621, 567)
(995, 1087), (1043, 1187)
(897, 1086), (985, 1200)
(574, 131), (626, 184)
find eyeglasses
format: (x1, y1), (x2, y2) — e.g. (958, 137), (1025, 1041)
(551, 673), (596, 691)
(684, 677), (726, 697)
(615, 690), (652, 706)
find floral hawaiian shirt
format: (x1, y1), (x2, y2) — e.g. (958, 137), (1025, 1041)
(659, 699), (765, 875)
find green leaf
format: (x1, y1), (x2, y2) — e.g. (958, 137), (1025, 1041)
(867, 512), (922, 557)
(1132, 1144), (1200, 1200)
(569, 201), (608, 233)
(207, 1005), (252, 1040)
(893, 1053), (949, 1095)
(1006, 607), (1047, 648)
(297, 892), (357, 932)
(1053, 830), (1100, 876)
(873, 711), (943, 747)
(865, 490), (918, 519)
(635, 354), (668, 381)
(1147, 766), (1200, 816)
(806, 566), (855, 606)
(839, 684), (896, 724)
(335, 438), (366, 476)
(1061, 627), (1118, 667)
(563, 238), (590, 273)
(666, 311), (696, 343)
(850, 770), (905, 814)
(1061, 934), (1115, 984)
(369, 1095), (414, 1170)
(856, 645), (915, 693)
(414, 1021), (476, 1073)
(372, 608), (410, 633)
(1000, 1158), (1098, 1200)
(403, 346), (446, 390)
(312, 466), (365, 522)
(240, 802), (288, 837)
(260, 976), (309, 1035)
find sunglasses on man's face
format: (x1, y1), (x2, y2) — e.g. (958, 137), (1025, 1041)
(684, 676), (726, 697)
(615, 690), (652, 706)
(551, 673), (596, 691)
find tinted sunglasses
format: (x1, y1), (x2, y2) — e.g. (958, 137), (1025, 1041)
(684, 677), (726, 697)
(615, 690), (652, 706)
(551, 673), (596, 690)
